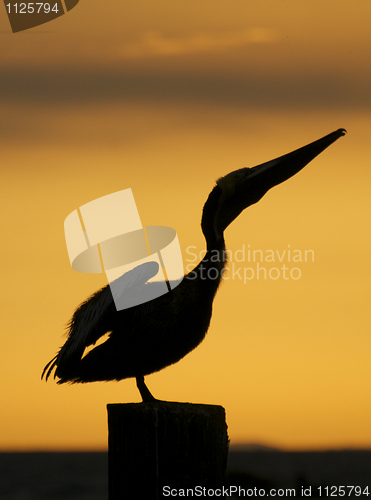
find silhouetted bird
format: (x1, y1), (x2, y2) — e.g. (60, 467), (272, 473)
(42, 129), (346, 401)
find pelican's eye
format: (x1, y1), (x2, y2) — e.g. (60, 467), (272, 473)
(235, 168), (252, 181)
(236, 169), (248, 178)
(217, 168), (251, 198)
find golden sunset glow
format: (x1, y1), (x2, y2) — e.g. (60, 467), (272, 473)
(1, 0), (371, 451)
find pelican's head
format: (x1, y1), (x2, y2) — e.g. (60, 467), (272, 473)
(214, 128), (346, 233)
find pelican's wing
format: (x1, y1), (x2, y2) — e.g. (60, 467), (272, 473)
(42, 284), (115, 380)
(42, 262), (160, 381)
(110, 261), (159, 302)
(68, 262), (158, 356)
(63, 286), (114, 356)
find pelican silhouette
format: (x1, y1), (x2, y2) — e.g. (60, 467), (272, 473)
(42, 129), (346, 401)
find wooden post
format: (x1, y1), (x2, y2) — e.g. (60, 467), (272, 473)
(107, 401), (229, 499)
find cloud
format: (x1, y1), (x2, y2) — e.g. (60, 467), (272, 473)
(0, 27), (279, 70)
(0, 22), (369, 116)
(117, 28), (278, 59)
(0, 65), (368, 112)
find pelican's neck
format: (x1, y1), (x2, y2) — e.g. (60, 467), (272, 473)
(190, 184), (227, 292)
(187, 243), (226, 298)
(201, 184), (225, 251)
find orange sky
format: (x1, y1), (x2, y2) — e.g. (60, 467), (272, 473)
(1, 1), (371, 451)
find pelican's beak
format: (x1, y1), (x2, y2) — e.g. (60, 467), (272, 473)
(247, 128), (347, 195)
(218, 128), (346, 231)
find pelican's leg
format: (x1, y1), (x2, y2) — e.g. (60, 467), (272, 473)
(136, 375), (157, 402)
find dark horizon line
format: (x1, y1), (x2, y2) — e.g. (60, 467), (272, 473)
(1, 444), (371, 454)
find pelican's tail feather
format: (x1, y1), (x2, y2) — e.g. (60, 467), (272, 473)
(41, 354), (58, 381)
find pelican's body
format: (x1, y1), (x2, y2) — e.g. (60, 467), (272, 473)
(42, 129), (346, 400)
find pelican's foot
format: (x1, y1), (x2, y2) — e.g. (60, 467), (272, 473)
(136, 375), (157, 402)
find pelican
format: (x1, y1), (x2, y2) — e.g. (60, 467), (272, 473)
(42, 129), (346, 401)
